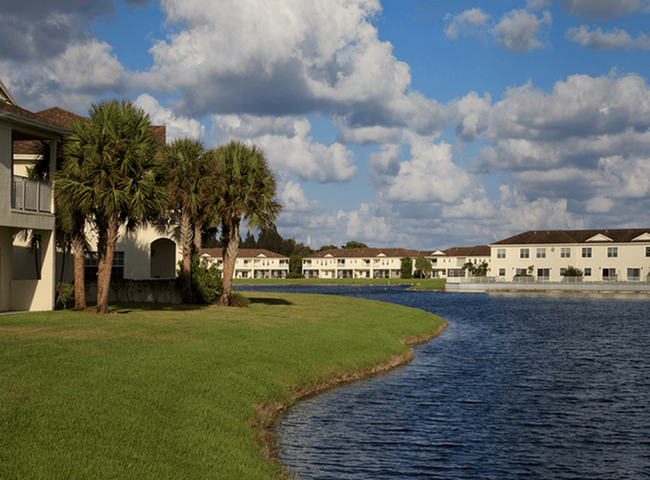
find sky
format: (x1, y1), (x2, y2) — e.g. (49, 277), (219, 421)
(3, 0), (650, 250)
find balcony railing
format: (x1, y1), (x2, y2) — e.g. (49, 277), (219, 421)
(12, 175), (51, 213)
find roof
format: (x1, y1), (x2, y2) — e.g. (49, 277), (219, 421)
(443, 245), (491, 257)
(491, 229), (650, 246)
(304, 247), (424, 259)
(37, 107), (85, 128)
(200, 248), (289, 259)
(0, 101), (70, 134)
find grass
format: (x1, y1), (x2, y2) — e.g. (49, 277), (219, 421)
(233, 277), (447, 290)
(0, 292), (446, 479)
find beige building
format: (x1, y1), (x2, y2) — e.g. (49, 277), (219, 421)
(1, 85), (68, 311)
(432, 245), (491, 279)
(201, 248), (289, 279)
(302, 248), (431, 279)
(490, 229), (650, 283)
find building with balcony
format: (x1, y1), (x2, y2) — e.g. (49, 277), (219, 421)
(302, 248), (429, 279)
(200, 248), (289, 279)
(489, 229), (650, 283)
(1, 84), (69, 311)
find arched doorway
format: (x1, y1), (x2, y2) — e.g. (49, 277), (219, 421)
(150, 238), (176, 278)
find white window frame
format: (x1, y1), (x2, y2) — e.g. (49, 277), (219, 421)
(536, 248), (546, 258)
(520, 248), (530, 259)
(582, 247), (592, 258)
(607, 247), (618, 258)
(560, 248), (571, 258)
(497, 249), (506, 259)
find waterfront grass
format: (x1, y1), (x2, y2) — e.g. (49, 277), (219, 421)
(0, 292), (446, 479)
(234, 277), (447, 290)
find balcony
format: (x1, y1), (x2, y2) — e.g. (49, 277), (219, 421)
(12, 175), (51, 213)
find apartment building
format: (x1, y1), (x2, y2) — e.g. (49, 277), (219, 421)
(201, 248), (289, 279)
(490, 229), (650, 283)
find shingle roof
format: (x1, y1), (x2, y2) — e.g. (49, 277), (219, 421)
(304, 247), (424, 259)
(37, 107), (85, 128)
(443, 245), (491, 257)
(200, 248), (289, 259)
(491, 229), (650, 246)
(0, 101), (70, 130)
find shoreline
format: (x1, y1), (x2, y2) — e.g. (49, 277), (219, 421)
(253, 322), (448, 477)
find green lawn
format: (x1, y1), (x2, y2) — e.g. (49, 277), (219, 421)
(234, 277), (447, 290)
(0, 292), (446, 479)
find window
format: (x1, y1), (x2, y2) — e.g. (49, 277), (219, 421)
(560, 248), (571, 258)
(520, 248), (530, 259)
(607, 247), (618, 258)
(536, 248), (546, 258)
(515, 268), (527, 276)
(537, 268), (550, 279)
(603, 268), (617, 280)
(499, 268), (506, 276)
(560, 268), (566, 276)
(582, 247), (592, 258)
(627, 268), (641, 281)
(584, 268), (591, 277)
(84, 251), (124, 280)
(497, 249), (506, 259)
(646, 246), (650, 257)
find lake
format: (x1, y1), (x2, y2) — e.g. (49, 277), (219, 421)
(237, 286), (650, 479)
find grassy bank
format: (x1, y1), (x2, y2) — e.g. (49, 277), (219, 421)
(234, 277), (446, 290)
(0, 292), (446, 479)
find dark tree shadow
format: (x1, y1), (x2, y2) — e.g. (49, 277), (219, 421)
(248, 297), (294, 306)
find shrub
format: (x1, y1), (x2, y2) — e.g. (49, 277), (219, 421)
(286, 272), (304, 279)
(56, 282), (75, 309)
(563, 266), (584, 277)
(190, 253), (223, 304)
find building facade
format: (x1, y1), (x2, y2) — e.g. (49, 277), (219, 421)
(302, 248), (429, 279)
(490, 229), (650, 283)
(201, 248), (289, 279)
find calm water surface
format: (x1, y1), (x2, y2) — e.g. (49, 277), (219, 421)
(238, 286), (650, 479)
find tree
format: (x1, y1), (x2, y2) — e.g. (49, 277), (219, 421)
(58, 99), (166, 314)
(318, 245), (338, 252)
(400, 256), (413, 279)
(415, 255), (432, 279)
(163, 138), (215, 303)
(289, 254), (303, 275)
(342, 241), (368, 249)
(212, 140), (282, 306)
(563, 266), (583, 277)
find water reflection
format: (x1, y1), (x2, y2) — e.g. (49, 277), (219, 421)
(239, 286), (650, 479)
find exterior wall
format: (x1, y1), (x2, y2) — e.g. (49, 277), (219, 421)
(202, 253), (289, 279)
(302, 255), (406, 279)
(490, 242), (650, 283)
(73, 222), (180, 283)
(1, 119), (59, 311)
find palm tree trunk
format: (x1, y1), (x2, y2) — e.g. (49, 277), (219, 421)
(179, 209), (193, 303)
(219, 221), (239, 306)
(71, 234), (86, 310)
(193, 222), (202, 251)
(96, 214), (119, 314)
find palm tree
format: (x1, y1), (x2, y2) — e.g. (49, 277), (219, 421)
(212, 141), (282, 306)
(58, 99), (166, 314)
(162, 138), (216, 303)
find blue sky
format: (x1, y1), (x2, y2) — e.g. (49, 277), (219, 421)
(4, 0), (650, 250)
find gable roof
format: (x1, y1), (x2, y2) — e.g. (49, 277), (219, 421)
(304, 247), (424, 259)
(200, 248), (288, 260)
(0, 101), (70, 137)
(0, 79), (19, 106)
(491, 229), (650, 246)
(443, 245), (491, 257)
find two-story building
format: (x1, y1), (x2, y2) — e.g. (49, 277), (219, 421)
(1, 84), (68, 311)
(200, 248), (289, 279)
(490, 229), (650, 283)
(302, 248), (429, 279)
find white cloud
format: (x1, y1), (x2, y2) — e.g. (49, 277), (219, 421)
(444, 8), (552, 53)
(566, 26), (650, 50)
(530, 0), (650, 19)
(451, 91), (492, 141)
(385, 134), (474, 204)
(250, 117), (358, 183)
(444, 8), (491, 40)
(490, 9), (552, 53)
(1, 39), (128, 112)
(134, 94), (205, 141)
(276, 176), (318, 213)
